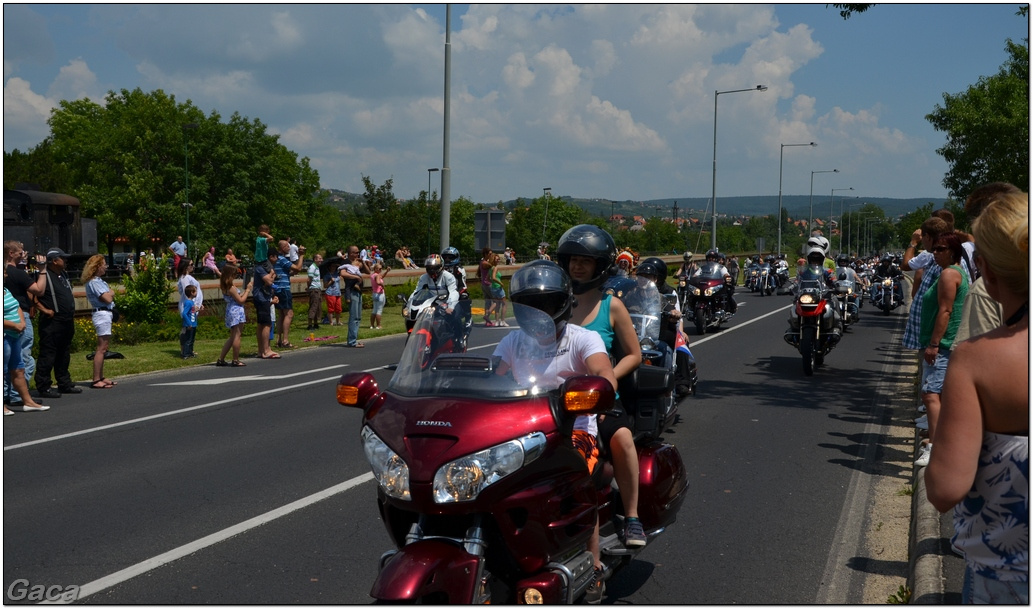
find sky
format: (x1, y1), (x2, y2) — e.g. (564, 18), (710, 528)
(3, 3), (1028, 205)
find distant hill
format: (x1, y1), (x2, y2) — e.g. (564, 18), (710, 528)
(322, 187), (947, 221)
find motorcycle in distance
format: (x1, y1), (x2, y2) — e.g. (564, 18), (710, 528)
(603, 275), (681, 438)
(755, 259), (777, 296)
(870, 275), (905, 315)
(743, 259), (760, 293)
(685, 261), (734, 334)
(401, 287), (471, 356)
(337, 303), (689, 603)
(833, 269), (861, 328)
(784, 265), (844, 376)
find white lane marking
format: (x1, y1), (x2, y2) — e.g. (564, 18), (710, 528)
(4, 368), (350, 452)
(61, 472), (375, 604)
(152, 364), (350, 386)
(689, 304), (793, 347)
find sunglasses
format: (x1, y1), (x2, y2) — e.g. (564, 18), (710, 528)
(932, 246), (950, 253)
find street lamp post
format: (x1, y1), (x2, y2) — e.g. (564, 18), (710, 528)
(830, 187), (853, 255)
(808, 169), (839, 237)
(541, 187), (552, 244)
(777, 142), (816, 256)
(711, 85), (767, 251)
(846, 202), (864, 254)
(182, 123), (199, 258)
(864, 217), (879, 255)
(426, 168), (439, 256)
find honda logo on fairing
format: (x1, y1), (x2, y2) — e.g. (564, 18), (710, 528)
(416, 421), (452, 427)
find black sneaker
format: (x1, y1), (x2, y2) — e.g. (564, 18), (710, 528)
(38, 387), (62, 399)
(585, 567), (605, 604)
(623, 519), (647, 547)
(59, 385), (83, 394)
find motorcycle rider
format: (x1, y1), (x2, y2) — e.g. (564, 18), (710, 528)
(692, 249), (737, 315)
(834, 253), (862, 324)
(441, 246), (473, 346)
(775, 253), (790, 288)
(556, 225), (648, 557)
(797, 243), (844, 340)
(404, 254), (462, 344)
(636, 257), (697, 399)
(676, 251), (697, 280)
(494, 259), (618, 603)
(727, 255), (740, 286)
(872, 252), (905, 305)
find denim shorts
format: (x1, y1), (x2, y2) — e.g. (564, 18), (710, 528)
(963, 565), (1029, 604)
(920, 349), (950, 395)
(372, 292), (385, 315)
(4, 333), (23, 373)
(274, 288), (293, 310)
(491, 286), (505, 300)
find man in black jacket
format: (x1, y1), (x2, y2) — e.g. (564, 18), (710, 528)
(33, 248), (82, 398)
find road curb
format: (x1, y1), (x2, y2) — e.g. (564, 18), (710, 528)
(909, 451), (946, 603)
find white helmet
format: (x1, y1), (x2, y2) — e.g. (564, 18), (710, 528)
(806, 235), (830, 257)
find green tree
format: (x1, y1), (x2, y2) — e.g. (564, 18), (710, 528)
(506, 195), (590, 259)
(45, 88), (323, 261)
(926, 39), (1029, 198)
(3, 138), (74, 192)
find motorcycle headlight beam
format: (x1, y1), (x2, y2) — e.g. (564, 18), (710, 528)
(433, 433), (546, 503)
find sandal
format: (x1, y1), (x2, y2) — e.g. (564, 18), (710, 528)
(215, 360), (229, 367)
(260, 353), (282, 359)
(101, 378), (118, 386)
(90, 380), (115, 389)
(231, 360), (246, 367)
(278, 342), (295, 349)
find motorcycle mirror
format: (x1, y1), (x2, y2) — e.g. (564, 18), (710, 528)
(337, 372), (380, 409)
(560, 376), (615, 415)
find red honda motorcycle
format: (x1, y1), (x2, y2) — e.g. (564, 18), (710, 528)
(337, 303), (688, 603)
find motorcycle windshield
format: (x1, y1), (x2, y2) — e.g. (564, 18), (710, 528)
(621, 276), (662, 350)
(695, 261), (724, 279)
(388, 302), (568, 399)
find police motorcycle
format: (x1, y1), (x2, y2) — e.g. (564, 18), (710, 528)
(337, 262), (688, 603)
(784, 263), (844, 376)
(685, 257), (735, 334)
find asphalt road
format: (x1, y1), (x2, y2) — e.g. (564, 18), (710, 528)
(3, 289), (910, 604)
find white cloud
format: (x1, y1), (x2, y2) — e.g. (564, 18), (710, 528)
(46, 58), (103, 103)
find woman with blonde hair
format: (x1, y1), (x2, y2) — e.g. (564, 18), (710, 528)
(215, 265), (253, 367)
(81, 254), (117, 388)
(925, 190), (1028, 604)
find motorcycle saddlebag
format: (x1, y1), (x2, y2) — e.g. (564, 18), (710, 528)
(637, 442), (688, 532)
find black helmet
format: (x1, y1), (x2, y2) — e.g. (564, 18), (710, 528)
(440, 246), (460, 268)
(764, 255), (775, 264)
(424, 254), (444, 279)
(705, 249), (719, 262)
(509, 260), (574, 337)
(836, 254), (849, 267)
(880, 253), (893, 264)
(556, 224), (617, 295)
(636, 256), (667, 280)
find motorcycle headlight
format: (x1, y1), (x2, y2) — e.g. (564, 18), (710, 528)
(362, 426), (410, 500)
(690, 287), (701, 296)
(799, 293), (816, 304)
(433, 432), (546, 503)
(882, 279), (892, 287)
(678, 280), (686, 288)
(703, 287), (714, 296)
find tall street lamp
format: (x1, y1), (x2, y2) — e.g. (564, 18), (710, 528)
(830, 187), (853, 254)
(864, 217), (879, 255)
(808, 169), (838, 237)
(182, 123), (199, 258)
(777, 142), (816, 256)
(541, 187), (552, 244)
(426, 168), (439, 256)
(711, 84), (767, 251)
(846, 202), (865, 254)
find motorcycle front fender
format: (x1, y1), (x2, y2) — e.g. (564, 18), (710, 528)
(370, 540), (482, 603)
